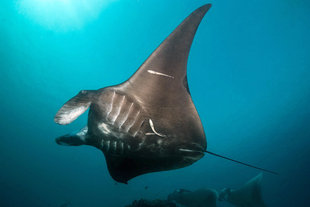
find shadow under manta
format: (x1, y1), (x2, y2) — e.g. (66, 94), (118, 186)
(54, 4), (276, 183)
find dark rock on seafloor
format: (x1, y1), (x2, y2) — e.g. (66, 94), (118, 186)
(124, 199), (177, 207)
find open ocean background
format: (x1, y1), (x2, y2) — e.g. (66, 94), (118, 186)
(1, 0), (310, 206)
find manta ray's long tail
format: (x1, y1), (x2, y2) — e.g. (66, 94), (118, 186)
(205, 150), (279, 175)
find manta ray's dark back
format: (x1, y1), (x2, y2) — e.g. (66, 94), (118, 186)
(54, 4), (212, 183)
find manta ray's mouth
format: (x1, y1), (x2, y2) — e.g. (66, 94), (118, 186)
(178, 142), (205, 153)
(178, 143), (205, 162)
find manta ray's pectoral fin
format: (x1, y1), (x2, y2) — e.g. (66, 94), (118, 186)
(54, 90), (96, 125)
(56, 126), (88, 146)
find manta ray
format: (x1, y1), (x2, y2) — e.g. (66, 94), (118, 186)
(54, 4), (276, 183)
(166, 174), (266, 207)
(55, 4), (211, 183)
(219, 173), (266, 207)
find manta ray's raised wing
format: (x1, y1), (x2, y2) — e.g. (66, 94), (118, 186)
(124, 4), (211, 107)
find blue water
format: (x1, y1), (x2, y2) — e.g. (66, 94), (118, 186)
(1, 0), (310, 206)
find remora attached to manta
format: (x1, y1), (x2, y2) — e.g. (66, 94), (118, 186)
(54, 4), (276, 183)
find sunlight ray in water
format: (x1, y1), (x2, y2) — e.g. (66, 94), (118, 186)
(16, 0), (116, 31)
